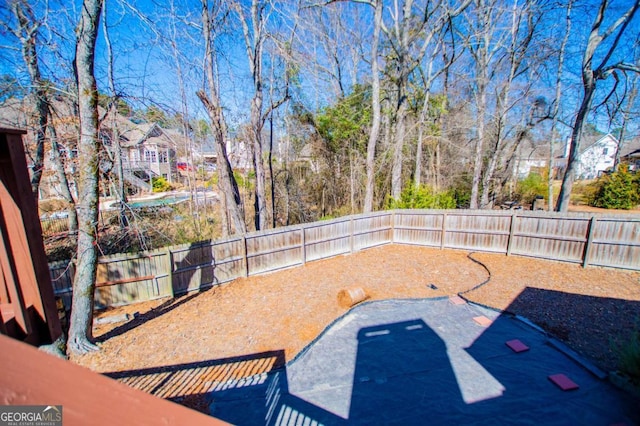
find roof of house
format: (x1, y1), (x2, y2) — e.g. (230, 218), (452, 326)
(578, 133), (618, 155)
(100, 108), (179, 150)
(619, 136), (640, 158)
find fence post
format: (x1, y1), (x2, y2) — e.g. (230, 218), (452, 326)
(391, 211), (396, 243)
(301, 226), (306, 265)
(166, 249), (174, 298)
(242, 235), (249, 277)
(350, 216), (355, 253)
(506, 213), (517, 256)
(440, 213), (447, 249)
(582, 216), (597, 268)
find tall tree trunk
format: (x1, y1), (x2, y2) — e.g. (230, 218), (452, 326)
(548, 0), (572, 211)
(269, 115), (276, 228)
(469, 0), (491, 209)
(251, 98), (267, 230)
(480, 1), (537, 208)
(415, 89), (432, 188)
(11, 1), (47, 197)
(235, 0), (268, 230)
(613, 77), (637, 168)
(557, 85), (596, 211)
(391, 94), (408, 199)
(390, 0), (413, 200)
(199, 0), (245, 235)
(67, 0), (103, 356)
(470, 77), (487, 209)
(46, 109), (78, 232)
(363, 0), (382, 212)
(101, 0), (128, 228)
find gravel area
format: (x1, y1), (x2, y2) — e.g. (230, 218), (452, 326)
(74, 244), (640, 376)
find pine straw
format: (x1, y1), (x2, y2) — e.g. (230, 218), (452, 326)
(75, 245), (640, 376)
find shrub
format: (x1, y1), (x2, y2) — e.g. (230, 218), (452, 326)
(573, 179), (602, 206)
(592, 166), (640, 210)
(616, 329), (640, 384)
(515, 172), (547, 204)
(450, 175), (472, 208)
(387, 184), (456, 209)
(151, 176), (172, 193)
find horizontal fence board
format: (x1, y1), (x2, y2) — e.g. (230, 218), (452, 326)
(352, 213), (393, 251)
(592, 219), (640, 245)
(353, 229), (393, 251)
(587, 244), (640, 270)
(394, 212), (444, 230)
(48, 209), (640, 311)
(442, 213), (511, 252)
(510, 215), (589, 263)
(304, 219), (351, 262)
(514, 215), (590, 239)
(510, 236), (585, 263)
(247, 246), (303, 275)
(445, 232), (510, 252)
(394, 229), (442, 246)
(305, 237), (350, 263)
(172, 239), (246, 294)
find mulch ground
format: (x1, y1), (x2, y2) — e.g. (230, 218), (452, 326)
(74, 244), (640, 378)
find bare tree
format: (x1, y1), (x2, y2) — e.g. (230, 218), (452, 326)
(101, 0), (128, 228)
(556, 0), (640, 212)
(46, 106), (78, 231)
(612, 74), (638, 167)
(7, 0), (48, 196)
(232, 0), (293, 230)
(67, 0), (103, 355)
(197, 0), (246, 236)
(547, 0), (572, 211)
(363, 0), (382, 212)
(478, 0), (542, 208)
(383, 0), (471, 200)
(233, 0), (268, 230)
(464, 0), (505, 209)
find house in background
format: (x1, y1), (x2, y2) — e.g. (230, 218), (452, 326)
(200, 134), (253, 172)
(102, 117), (179, 192)
(513, 140), (553, 180)
(553, 133), (620, 180)
(573, 133), (618, 179)
(0, 97), (182, 198)
(619, 137), (640, 171)
(515, 133), (636, 182)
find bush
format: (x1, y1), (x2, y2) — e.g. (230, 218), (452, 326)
(572, 180), (602, 206)
(387, 184), (457, 209)
(616, 329), (640, 384)
(151, 176), (172, 193)
(592, 166), (640, 210)
(515, 172), (547, 204)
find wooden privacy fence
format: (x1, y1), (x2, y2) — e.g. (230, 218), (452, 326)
(49, 209), (640, 311)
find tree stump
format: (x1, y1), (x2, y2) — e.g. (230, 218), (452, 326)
(337, 287), (369, 308)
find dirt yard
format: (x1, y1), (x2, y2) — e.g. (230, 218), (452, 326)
(72, 244), (640, 379)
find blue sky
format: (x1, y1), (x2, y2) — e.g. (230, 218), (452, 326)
(0, 0), (638, 138)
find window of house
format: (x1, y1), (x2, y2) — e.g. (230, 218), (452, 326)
(144, 149), (157, 163)
(603, 148), (609, 155)
(159, 150), (168, 163)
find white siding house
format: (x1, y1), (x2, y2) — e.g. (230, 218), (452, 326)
(574, 134), (618, 179)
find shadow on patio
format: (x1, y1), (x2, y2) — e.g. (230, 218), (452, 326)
(104, 294), (640, 425)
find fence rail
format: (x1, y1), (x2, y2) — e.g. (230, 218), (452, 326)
(49, 209), (640, 311)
